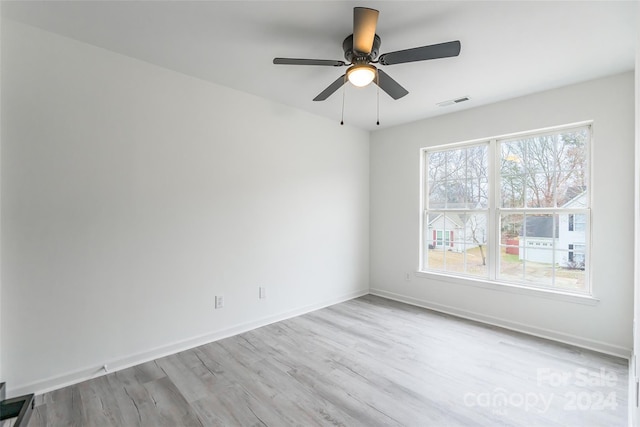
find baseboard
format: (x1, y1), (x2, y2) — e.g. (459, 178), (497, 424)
(369, 288), (631, 359)
(9, 288), (369, 397)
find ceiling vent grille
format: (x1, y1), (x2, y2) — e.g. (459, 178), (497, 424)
(437, 96), (470, 107)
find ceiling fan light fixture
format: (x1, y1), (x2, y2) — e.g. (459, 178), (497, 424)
(346, 64), (376, 87)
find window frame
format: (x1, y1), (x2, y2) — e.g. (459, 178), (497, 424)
(419, 122), (593, 298)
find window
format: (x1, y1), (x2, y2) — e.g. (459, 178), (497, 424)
(435, 229), (453, 248)
(421, 124), (590, 294)
(568, 214), (586, 232)
(423, 145), (489, 276)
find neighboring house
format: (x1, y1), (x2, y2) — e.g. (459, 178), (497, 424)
(557, 192), (587, 268)
(518, 191), (586, 267)
(427, 211), (487, 252)
(427, 213), (463, 251)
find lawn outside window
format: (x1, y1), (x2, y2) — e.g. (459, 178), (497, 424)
(420, 123), (591, 295)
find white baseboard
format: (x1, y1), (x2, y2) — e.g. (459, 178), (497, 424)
(9, 289), (369, 397)
(369, 288), (632, 360)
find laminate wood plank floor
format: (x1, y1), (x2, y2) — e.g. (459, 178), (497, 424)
(26, 295), (628, 426)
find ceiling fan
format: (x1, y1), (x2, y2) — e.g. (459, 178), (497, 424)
(273, 7), (461, 102)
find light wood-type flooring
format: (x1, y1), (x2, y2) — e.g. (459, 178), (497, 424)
(25, 295), (628, 426)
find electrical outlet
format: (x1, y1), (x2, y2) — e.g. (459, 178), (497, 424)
(259, 287), (266, 299)
(215, 295), (224, 309)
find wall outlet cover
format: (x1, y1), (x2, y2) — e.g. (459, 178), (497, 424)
(215, 295), (224, 309)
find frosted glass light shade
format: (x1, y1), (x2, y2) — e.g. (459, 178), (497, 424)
(347, 64), (376, 87)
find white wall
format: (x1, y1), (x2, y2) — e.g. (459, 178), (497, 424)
(370, 72), (635, 357)
(0, 21), (370, 395)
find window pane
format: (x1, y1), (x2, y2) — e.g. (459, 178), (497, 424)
(499, 213), (524, 282)
(464, 213), (489, 278)
(501, 143), (526, 208)
(467, 178), (489, 208)
(555, 247), (586, 292)
(526, 173), (556, 207)
(501, 129), (588, 210)
(500, 243), (523, 282)
(428, 181), (446, 209)
(560, 208), (586, 271)
(424, 211), (488, 278)
(428, 151), (448, 182)
(524, 256), (553, 287)
(427, 246), (445, 271)
(446, 149), (467, 181)
(555, 267), (586, 292)
(446, 179), (466, 207)
(426, 213), (446, 251)
(501, 174), (525, 208)
(557, 129), (588, 205)
(501, 142), (525, 172)
(446, 250), (465, 274)
(427, 144), (487, 210)
(500, 213), (523, 243)
(558, 247), (585, 270)
(443, 215), (454, 250)
(500, 213), (558, 284)
(522, 136), (555, 173)
(427, 150), (447, 209)
(467, 146), (489, 208)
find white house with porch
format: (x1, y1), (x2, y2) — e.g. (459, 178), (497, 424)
(426, 212), (487, 252)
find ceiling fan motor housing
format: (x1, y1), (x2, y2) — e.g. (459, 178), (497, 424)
(343, 34), (381, 63)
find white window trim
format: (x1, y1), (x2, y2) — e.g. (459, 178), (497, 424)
(413, 270), (599, 305)
(418, 121), (593, 300)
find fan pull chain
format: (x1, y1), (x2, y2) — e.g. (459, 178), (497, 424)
(340, 75), (346, 125)
(376, 69), (380, 126)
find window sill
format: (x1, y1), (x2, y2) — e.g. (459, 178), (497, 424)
(414, 271), (599, 306)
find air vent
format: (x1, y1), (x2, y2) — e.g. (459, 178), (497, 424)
(437, 96), (470, 107)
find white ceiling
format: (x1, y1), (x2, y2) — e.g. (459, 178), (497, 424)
(2, 1), (637, 131)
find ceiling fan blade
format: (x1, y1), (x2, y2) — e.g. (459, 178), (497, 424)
(375, 69), (409, 100)
(313, 74), (346, 101)
(353, 7), (379, 54)
(378, 40), (461, 66)
(274, 58), (347, 66)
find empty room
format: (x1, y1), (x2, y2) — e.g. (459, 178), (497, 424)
(1, 1), (638, 426)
